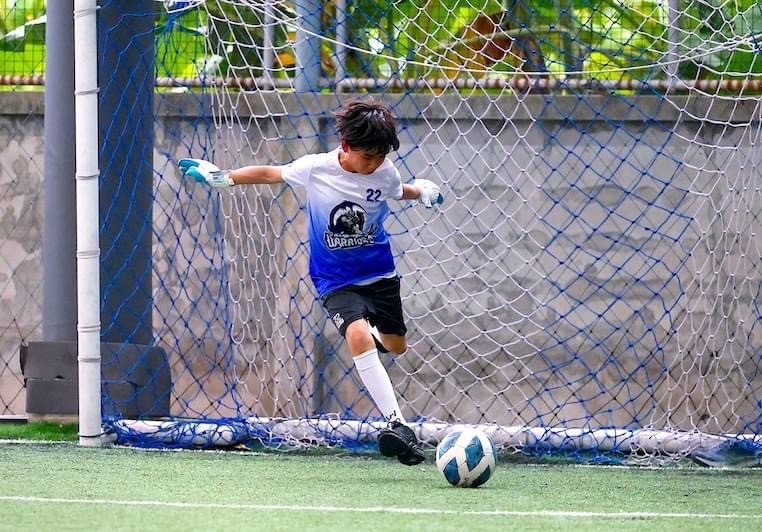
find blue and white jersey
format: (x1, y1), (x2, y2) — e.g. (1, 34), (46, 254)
(281, 148), (404, 298)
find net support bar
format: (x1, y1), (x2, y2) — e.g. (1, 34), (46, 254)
(110, 418), (761, 463)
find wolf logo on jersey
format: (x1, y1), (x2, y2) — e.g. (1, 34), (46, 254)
(329, 201), (366, 235)
(325, 201), (377, 249)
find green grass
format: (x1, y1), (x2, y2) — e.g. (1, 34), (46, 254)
(0, 420), (77, 441)
(0, 440), (761, 532)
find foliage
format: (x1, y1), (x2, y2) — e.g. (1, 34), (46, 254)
(678, 0), (762, 79)
(155, 8), (210, 80)
(0, 0), (45, 35)
(0, 0), (45, 74)
(0, 1), (760, 87)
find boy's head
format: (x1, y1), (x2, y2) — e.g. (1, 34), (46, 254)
(334, 99), (400, 157)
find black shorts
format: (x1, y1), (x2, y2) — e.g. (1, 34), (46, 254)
(321, 277), (407, 338)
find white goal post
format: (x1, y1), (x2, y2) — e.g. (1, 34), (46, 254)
(74, 0), (104, 447)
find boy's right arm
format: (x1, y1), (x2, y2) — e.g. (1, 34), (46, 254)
(230, 165), (284, 185)
(178, 158), (283, 187)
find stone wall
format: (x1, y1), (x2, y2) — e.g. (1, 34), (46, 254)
(0, 94), (44, 415)
(2, 91), (760, 435)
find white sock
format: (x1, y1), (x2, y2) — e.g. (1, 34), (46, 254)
(353, 349), (406, 423)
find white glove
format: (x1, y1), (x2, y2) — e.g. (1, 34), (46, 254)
(413, 178), (444, 208)
(178, 158), (234, 188)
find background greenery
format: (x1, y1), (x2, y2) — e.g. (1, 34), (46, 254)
(1, 0), (760, 85)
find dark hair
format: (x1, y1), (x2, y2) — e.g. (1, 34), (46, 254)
(334, 98), (400, 155)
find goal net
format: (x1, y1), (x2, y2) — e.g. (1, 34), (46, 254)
(100, 0), (762, 465)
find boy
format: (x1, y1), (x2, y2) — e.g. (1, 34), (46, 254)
(178, 99), (443, 465)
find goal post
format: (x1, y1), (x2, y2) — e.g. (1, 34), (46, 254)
(78, 0), (762, 465)
(74, 0), (102, 446)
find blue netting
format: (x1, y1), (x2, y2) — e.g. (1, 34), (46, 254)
(94, 1), (762, 465)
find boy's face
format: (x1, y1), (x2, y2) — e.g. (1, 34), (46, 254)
(339, 142), (386, 175)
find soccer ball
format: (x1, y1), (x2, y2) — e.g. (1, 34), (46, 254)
(435, 428), (497, 488)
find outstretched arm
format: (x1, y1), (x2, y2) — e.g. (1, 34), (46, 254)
(401, 184), (421, 201)
(229, 165), (283, 185)
(403, 179), (444, 208)
(178, 158), (284, 187)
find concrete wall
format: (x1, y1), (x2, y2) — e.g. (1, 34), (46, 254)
(2, 91), (760, 435)
(0, 94), (44, 416)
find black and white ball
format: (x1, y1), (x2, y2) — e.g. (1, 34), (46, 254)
(435, 428), (497, 488)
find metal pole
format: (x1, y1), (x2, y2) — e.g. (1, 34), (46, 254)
(263, 0), (275, 85)
(294, 0), (322, 91)
(43, 0), (77, 342)
(335, 0), (347, 83)
(666, 0), (681, 84)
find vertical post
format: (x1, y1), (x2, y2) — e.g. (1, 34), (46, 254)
(666, 0), (680, 86)
(294, 0), (322, 91)
(97, 1), (155, 346)
(44, 0), (77, 342)
(74, 0), (102, 445)
(335, 0), (348, 84)
(263, 0), (275, 85)
(558, 0), (577, 76)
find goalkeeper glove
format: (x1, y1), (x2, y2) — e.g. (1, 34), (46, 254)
(178, 158), (234, 188)
(413, 178), (444, 208)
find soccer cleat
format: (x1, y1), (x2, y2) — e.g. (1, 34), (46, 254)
(397, 447), (426, 466)
(378, 420), (425, 466)
(368, 323), (389, 354)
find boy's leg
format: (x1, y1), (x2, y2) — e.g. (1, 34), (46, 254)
(346, 320), (405, 424)
(366, 277), (408, 355)
(367, 325), (408, 356)
(359, 279), (423, 464)
(367, 323), (389, 354)
(369, 326), (408, 355)
(345, 321), (423, 464)
(323, 289), (424, 465)
(323, 292), (407, 423)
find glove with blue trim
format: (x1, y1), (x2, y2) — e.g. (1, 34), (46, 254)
(178, 158), (234, 188)
(413, 178), (444, 208)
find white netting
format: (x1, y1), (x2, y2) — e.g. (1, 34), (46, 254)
(129, 0), (762, 463)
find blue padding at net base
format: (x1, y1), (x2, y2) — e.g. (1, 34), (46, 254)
(105, 417), (762, 467)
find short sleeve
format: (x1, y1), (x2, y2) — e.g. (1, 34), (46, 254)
(389, 167), (404, 200)
(281, 153), (318, 189)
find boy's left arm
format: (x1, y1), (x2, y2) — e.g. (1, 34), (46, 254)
(401, 184), (420, 201)
(402, 180), (444, 208)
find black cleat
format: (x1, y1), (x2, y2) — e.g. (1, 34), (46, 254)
(378, 420), (425, 466)
(396, 447), (426, 466)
